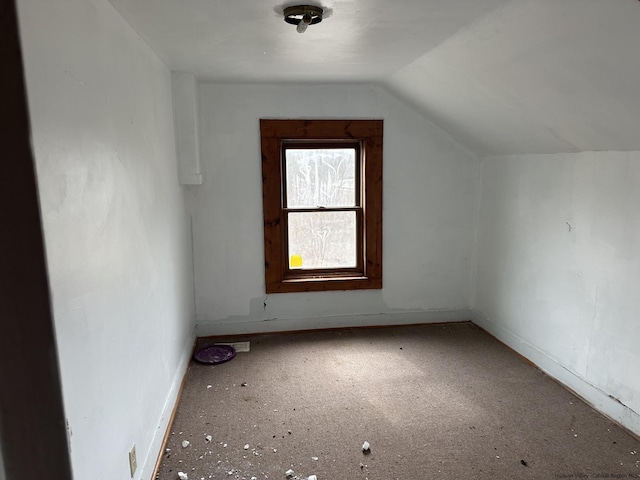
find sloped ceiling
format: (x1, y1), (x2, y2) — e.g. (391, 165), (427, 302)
(109, 0), (640, 157)
(388, 1), (640, 157)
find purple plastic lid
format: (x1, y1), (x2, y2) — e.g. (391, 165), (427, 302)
(193, 345), (236, 365)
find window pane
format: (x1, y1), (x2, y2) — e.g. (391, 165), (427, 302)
(288, 211), (357, 269)
(285, 148), (356, 208)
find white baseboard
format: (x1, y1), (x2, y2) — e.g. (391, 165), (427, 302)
(472, 310), (640, 438)
(196, 309), (473, 337)
(140, 325), (196, 480)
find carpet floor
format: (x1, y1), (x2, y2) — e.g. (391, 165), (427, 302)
(155, 322), (639, 480)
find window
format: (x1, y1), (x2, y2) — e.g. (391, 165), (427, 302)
(260, 119), (383, 293)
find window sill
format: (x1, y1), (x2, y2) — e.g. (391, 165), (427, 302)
(266, 276), (382, 293)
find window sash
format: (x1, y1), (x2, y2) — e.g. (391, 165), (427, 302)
(282, 141), (361, 210)
(283, 207), (364, 275)
(281, 142), (364, 277)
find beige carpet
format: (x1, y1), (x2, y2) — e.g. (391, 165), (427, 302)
(155, 322), (639, 480)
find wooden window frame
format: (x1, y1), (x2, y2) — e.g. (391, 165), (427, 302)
(261, 119), (383, 293)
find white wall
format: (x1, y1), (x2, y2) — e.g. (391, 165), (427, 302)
(474, 151), (640, 435)
(193, 83), (479, 335)
(17, 0), (196, 478)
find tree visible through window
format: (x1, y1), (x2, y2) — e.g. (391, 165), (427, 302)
(260, 120), (383, 293)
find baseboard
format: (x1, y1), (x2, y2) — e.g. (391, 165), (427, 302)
(139, 325), (196, 480)
(196, 309), (473, 337)
(472, 310), (640, 439)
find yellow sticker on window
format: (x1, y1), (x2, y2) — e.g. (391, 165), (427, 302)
(290, 254), (303, 268)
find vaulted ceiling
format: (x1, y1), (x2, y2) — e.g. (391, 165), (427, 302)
(109, 0), (640, 157)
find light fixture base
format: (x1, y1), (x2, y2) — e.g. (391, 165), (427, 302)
(283, 5), (324, 27)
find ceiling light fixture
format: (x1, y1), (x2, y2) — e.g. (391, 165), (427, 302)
(283, 5), (324, 34)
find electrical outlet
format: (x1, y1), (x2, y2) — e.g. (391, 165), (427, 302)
(128, 444), (137, 477)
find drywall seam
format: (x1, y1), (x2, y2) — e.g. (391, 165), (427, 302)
(472, 310), (640, 437)
(468, 157), (484, 308)
(139, 325), (196, 480)
(196, 309), (473, 337)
